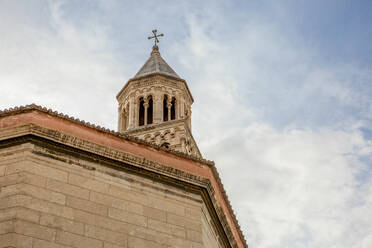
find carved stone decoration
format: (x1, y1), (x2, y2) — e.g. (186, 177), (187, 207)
(117, 46), (202, 158)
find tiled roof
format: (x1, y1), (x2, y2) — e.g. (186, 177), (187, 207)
(133, 45), (180, 79)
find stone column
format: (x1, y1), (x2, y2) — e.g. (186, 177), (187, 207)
(180, 96), (185, 119)
(128, 97), (135, 129)
(167, 100), (172, 121)
(118, 105), (122, 132)
(153, 93), (162, 124)
(188, 108), (192, 130)
(175, 93), (179, 120)
(144, 100), (149, 125)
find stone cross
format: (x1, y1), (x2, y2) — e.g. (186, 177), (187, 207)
(148, 29), (164, 46)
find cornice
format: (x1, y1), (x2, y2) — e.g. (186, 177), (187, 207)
(0, 104), (210, 165)
(124, 118), (186, 134)
(116, 73), (194, 103)
(125, 118), (203, 158)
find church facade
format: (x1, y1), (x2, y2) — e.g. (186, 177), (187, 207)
(0, 39), (247, 247)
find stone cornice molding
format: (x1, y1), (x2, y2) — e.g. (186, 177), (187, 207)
(124, 118), (202, 157)
(117, 74), (194, 104)
(0, 104), (210, 165)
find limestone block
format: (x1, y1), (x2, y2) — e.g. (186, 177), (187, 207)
(40, 213), (85, 235)
(0, 220), (14, 235)
(103, 242), (123, 248)
(66, 196), (108, 216)
(148, 218), (186, 238)
(85, 225), (128, 246)
(0, 166), (6, 176)
(56, 230), (103, 248)
(0, 208), (16, 222)
(143, 206), (166, 222)
(90, 191), (127, 211)
(68, 173), (109, 194)
(18, 183), (66, 205)
(187, 229), (203, 243)
(109, 185), (148, 205)
(108, 208), (147, 227)
(167, 213), (202, 232)
(15, 220), (56, 241)
(128, 236), (166, 248)
(25, 198), (74, 220)
(6, 161), (68, 182)
(33, 239), (71, 248)
(47, 179), (90, 200)
(0, 233), (33, 248)
(16, 207), (40, 223)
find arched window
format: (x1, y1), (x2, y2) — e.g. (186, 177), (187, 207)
(171, 97), (176, 120)
(163, 95), (168, 121)
(147, 96), (153, 125)
(139, 97), (145, 126)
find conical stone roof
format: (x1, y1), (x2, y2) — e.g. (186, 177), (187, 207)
(133, 45), (180, 79)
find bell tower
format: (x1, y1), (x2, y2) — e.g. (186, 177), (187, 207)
(116, 30), (201, 157)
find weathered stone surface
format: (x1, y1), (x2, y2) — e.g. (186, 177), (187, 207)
(85, 225), (128, 246)
(66, 196), (108, 216)
(56, 230), (103, 248)
(40, 214), (85, 235)
(47, 178), (90, 200)
(128, 236), (166, 248)
(0, 220), (14, 235)
(0, 145), (230, 248)
(15, 219), (56, 241)
(0, 233), (33, 248)
(108, 207), (147, 227)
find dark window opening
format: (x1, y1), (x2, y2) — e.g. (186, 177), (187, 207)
(163, 95), (168, 121)
(171, 97), (176, 120)
(147, 97), (153, 124)
(161, 142), (170, 149)
(139, 98), (145, 126)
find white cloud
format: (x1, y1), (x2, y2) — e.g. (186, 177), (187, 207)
(0, 1), (122, 128)
(203, 124), (372, 248)
(174, 7), (372, 248)
(1, 1), (372, 248)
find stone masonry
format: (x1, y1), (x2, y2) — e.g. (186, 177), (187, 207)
(0, 142), (223, 247)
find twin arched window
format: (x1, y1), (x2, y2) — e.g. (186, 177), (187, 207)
(163, 95), (176, 122)
(138, 96), (153, 126)
(138, 95), (175, 126)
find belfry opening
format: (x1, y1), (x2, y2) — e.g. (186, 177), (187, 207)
(147, 96), (153, 125)
(163, 95), (168, 122)
(139, 97), (145, 126)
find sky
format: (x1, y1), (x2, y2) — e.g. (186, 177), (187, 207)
(1, 0), (372, 247)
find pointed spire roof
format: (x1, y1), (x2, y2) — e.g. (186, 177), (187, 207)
(133, 45), (180, 79)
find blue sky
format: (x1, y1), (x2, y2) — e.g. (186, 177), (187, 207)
(1, 1), (372, 247)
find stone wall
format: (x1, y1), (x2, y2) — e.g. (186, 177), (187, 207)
(0, 143), (223, 248)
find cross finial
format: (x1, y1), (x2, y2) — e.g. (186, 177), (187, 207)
(148, 29), (164, 47)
